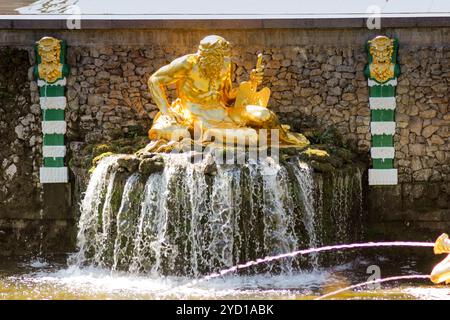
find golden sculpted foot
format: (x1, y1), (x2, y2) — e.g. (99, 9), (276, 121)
(145, 35), (309, 152)
(431, 233), (450, 284)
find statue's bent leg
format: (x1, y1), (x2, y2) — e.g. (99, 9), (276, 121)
(148, 113), (191, 141)
(147, 112), (192, 152)
(243, 105), (273, 124)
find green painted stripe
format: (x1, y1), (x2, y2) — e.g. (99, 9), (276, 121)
(43, 109), (65, 121)
(43, 134), (64, 146)
(372, 158), (394, 169)
(369, 85), (396, 98)
(44, 157), (65, 167)
(39, 85), (65, 97)
(372, 134), (393, 147)
(371, 110), (395, 121)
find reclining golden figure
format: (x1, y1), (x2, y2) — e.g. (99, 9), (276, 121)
(431, 233), (450, 284)
(146, 35), (309, 152)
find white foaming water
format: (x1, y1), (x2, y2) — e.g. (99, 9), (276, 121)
(28, 258), (49, 268)
(69, 155), (119, 267)
(70, 153), (364, 276)
(315, 274), (432, 300)
(403, 287), (450, 300)
(113, 172), (142, 271)
(261, 161), (298, 273)
(290, 160), (319, 267)
(24, 265), (331, 299)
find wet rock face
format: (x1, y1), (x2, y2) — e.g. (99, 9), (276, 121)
(138, 156), (164, 175)
(117, 155), (140, 172)
(0, 48), (41, 219)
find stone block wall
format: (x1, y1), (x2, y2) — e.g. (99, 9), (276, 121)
(51, 30), (448, 189)
(0, 47), (41, 219)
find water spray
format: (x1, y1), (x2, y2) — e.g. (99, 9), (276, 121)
(165, 241), (435, 295)
(315, 275), (431, 300)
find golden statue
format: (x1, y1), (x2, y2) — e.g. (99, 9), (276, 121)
(36, 36), (63, 83)
(146, 35), (309, 152)
(431, 233), (450, 284)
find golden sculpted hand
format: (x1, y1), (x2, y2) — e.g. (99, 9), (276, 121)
(434, 233), (450, 254)
(249, 54), (265, 86)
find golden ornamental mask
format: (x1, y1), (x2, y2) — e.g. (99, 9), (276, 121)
(368, 36), (395, 83)
(37, 36), (63, 83)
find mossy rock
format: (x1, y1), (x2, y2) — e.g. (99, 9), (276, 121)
(92, 152), (115, 166)
(117, 155), (140, 173)
(138, 156), (165, 175)
(335, 147), (355, 162)
(118, 146), (135, 154)
(82, 144), (94, 155)
(307, 126), (344, 146)
(310, 160), (335, 173)
(327, 154), (344, 168)
(92, 144), (114, 157)
(280, 146), (308, 156)
(88, 152), (115, 174)
(299, 148), (330, 162)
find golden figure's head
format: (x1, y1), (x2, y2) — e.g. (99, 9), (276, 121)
(197, 35), (231, 79)
(37, 36), (61, 64)
(368, 36), (394, 64)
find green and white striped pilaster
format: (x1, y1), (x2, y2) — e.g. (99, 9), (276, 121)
(35, 37), (69, 183)
(365, 36), (400, 185)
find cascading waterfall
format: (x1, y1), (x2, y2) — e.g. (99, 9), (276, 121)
(70, 156), (120, 267)
(70, 153), (363, 276)
(289, 161), (320, 267)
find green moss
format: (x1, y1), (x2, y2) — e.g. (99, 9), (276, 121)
(304, 148), (329, 158)
(93, 144), (113, 157)
(92, 152), (115, 166)
(307, 127), (344, 147)
(82, 144), (94, 155)
(88, 152), (115, 174)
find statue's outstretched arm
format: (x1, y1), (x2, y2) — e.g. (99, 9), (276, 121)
(148, 55), (193, 114)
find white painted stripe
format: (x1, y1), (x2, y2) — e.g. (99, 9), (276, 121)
(40, 96), (67, 110)
(43, 146), (66, 157)
(39, 167), (68, 183)
(369, 97), (396, 110)
(42, 121), (67, 134)
(368, 78), (397, 87)
(369, 169), (398, 185)
(38, 78), (66, 87)
(371, 121), (396, 135)
(371, 147), (395, 159)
